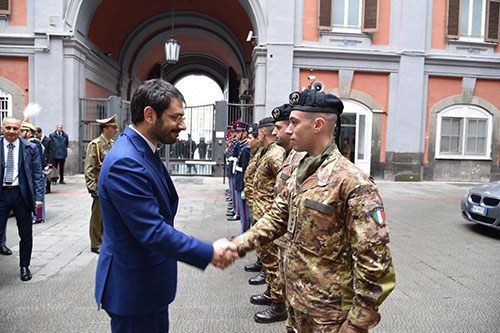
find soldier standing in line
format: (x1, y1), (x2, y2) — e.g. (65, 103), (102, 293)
(84, 115), (118, 254)
(233, 121), (251, 233)
(233, 89), (395, 332)
(242, 123), (263, 273)
(226, 123), (239, 219)
(250, 103), (307, 330)
(248, 116), (286, 323)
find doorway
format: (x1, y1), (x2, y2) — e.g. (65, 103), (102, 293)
(339, 100), (372, 175)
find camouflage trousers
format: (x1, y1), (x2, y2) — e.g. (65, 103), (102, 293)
(287, 307), (343, 333)
(89, 197), (103, 249)
(256, 241), (283, 303)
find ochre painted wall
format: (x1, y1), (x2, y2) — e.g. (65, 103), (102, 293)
(86, 80), (114, 98)
(303, 0), (390, 45)
(9, 0), (27, 26)
(0, 57), (29, 105)
(431, 0), (447, 50)
(299, 69), (339, 91)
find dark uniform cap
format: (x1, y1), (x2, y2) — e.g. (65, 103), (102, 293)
(271, 104), (292, 122)
(289, 89), (344, 115)
(96, 114), (118, 126)
(236, 121), (249, 131)
(258, 117), (275, 129)
(231, 121), (238, 130)
(247, 123), (258, 135)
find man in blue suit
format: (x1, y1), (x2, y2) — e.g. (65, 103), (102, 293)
(0, 117), (44, 281)
(95, 79), (238, 332)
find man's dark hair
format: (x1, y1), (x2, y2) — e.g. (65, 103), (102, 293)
(36, 127), (42, 133)
(130, 79), (185, 125)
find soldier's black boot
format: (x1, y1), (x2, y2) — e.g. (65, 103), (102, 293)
(254, 302), (287, 323)
(227, 214), (240, 221)
(245, 259), (262, 272)
(250, 287), (273, 305)
(249, 270), (266, 285)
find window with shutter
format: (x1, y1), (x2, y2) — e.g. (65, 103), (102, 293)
(485, 0), (500, 42)
(319, 0), (333, 30)
(447, 0), (461, 39)
(0, 0), (10, 15)
(362, 0), (379, 32)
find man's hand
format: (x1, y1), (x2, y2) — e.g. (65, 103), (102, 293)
(241, 191), (245, 200)
(35, 201), (43, 209)
(211, 238), (239, 269)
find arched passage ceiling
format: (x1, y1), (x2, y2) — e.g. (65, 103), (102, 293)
(86, 0), (254, 81)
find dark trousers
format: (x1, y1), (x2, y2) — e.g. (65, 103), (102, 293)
(106, 307), (169, 333)
(54, 158), (66, 182)
(0, 187), (33, 267)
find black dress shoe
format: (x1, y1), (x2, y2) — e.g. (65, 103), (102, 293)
(0, 245), (12, 255)
(226, 211), (235, 217)
(225, 197), (232, 202)
(250, 287), (273, 305)
(91, 248), (100, 254)
(20, 266), (32, 281)
(254, 303), (287, 323)
(59, 180), (66, 184)
(227, 215), (240, 221)
(249, 270), (266, 285)
(245, 260), (262, 272)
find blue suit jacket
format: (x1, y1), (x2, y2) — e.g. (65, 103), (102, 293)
(95, 126), (214, 316)
(0, 137), (44, 210)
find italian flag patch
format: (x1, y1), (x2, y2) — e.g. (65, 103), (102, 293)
(372, 207), (385, 225)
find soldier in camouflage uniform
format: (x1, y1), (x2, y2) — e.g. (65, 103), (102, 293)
(234, 90), (395, 332)
(249, 116), (286, 323)
(243, 123), (263, 273)
(84, 115), (118, 254)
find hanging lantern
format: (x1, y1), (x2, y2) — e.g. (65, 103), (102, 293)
(165, 38), (181, 64)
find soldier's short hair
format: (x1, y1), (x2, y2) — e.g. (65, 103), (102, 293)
(131, 79), (185, 125)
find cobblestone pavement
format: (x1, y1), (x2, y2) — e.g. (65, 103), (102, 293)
(0, 176), (499, 332)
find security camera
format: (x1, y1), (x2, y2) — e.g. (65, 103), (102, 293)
(312, 81), (324, 92)
(246, 30), (253, 42)
(307, 75), (316, 81)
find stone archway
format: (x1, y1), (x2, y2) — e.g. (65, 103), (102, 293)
(0, 77), (25, 119)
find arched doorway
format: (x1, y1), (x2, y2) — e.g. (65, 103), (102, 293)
(166, 75), (224, 175)
(340, 100), (373, 175)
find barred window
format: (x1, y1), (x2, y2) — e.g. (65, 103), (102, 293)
(436, 105), (492, 159)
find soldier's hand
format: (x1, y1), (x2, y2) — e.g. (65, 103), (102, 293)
(241, 191), (246, 200)
(35, 201), (43, 209)
(211, 238), (239, 269)
(90, 189), (99, 198)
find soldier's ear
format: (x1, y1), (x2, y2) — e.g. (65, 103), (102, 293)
(312, 117), (326, 133)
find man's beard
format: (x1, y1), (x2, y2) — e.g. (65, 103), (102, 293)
(151, 117), (179, 145)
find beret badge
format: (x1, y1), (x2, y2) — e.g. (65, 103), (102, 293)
(271, 107), (281, 120)
(289, 91), (300, 106)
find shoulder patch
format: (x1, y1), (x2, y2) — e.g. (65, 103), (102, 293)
(372, 207), (386, 225)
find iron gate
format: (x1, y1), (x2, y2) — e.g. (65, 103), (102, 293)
(79, 97), (131, 173)
(167, 104), (216, 176)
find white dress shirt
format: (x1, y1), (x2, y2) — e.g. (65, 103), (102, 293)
(3, 138), (20, 186)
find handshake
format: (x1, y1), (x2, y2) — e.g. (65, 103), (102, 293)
(211, 238), (239, 269)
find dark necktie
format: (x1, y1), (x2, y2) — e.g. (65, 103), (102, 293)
(5, 143), (14, 184)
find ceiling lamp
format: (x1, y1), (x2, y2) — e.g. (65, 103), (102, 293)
(165, 0), (181, 64)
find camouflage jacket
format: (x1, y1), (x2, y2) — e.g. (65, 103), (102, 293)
(234, 147), (395, 330)
(244, 147), (262, 214)
(84, 135), (114, 191)
(252, 141), (285, 221)
(273, 149), (306, 248)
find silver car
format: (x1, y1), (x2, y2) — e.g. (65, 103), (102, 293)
(461, 182), (500, 231)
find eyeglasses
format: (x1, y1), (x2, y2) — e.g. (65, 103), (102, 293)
(165, 112), (186, 124)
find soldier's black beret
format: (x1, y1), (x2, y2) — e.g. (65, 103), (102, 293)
(258, 117), (275, 128)
(289, 89), (344, 114)
(271, 104), (292, 122)
(247, 123), (258, 135)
